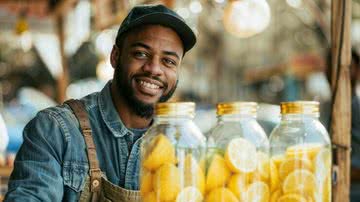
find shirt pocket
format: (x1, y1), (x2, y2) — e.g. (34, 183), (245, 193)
(62, 161), (89, 192)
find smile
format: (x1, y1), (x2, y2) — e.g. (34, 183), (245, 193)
(139, 80), (160, 89)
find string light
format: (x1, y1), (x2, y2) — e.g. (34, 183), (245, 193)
(223, 0), (271, 38)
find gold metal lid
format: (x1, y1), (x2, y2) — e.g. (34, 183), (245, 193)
(216, 102), (258, 116)
(155, 102), (195, 117)
(280, 101), (319, 115)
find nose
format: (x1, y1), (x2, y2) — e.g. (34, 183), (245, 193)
(142, 55), (163, 76)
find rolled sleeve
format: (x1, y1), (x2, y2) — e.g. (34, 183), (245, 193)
(4, 110), (67, 202)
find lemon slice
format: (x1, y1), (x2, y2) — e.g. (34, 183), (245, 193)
(245, 181), (270, 202)
(278, 194), (307, 202)
(143, 134), (176, 170)
(286, 143), (323, 160)
(140, 169), (153, 196)
(227, 173), (249, 200)
(279, 157), (313, 180)
(176, 186), (203, 202)
(270, 189), (282, 202)
(206, 154), (231, 192)
(153, 163), (181, 201)
(205, 187), (238, 202)
(142, 191), (156, 202)
(182, 154), (206, 194)
(282, 169), (316, 195)
(271, 154), (286, 169)
(257, 151), (270, 181)
(270, 159), (280, 192)
(225, 138), (257, 173)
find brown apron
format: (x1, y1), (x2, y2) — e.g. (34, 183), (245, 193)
(66, 99), (141, 202)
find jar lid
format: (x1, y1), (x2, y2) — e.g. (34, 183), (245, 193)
(155, 102), (195, 117)
(216, 102), (258, 116)
(280, 101), (319, 115)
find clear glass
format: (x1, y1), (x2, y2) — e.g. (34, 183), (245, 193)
(140, 114), (206, 202)
(269, 114), (331, 202)
(206, 113), (270, 202)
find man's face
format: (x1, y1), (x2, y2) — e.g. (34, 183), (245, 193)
(112, 25), (183, 118)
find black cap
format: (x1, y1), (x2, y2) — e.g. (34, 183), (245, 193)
(115, 4), (196, 53)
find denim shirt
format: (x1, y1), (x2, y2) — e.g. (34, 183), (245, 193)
(5, 81), (144, 202)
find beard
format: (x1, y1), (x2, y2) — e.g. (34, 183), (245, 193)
(114, 64), (178, 119)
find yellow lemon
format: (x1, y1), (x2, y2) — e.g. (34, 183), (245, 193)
(140, 169), (153, 196)
(270, 159), (280, 192)
(270, 189), (282, 202)
(322, 176), (331, 202)
(143, 134), (176, 170)
(245, 181), (270, 202)
(286, 143), (323, 160)
(282, 169), (316, 196)
(205, 187), (238, 202)
(225, 138), (257, 173)
(176, 186), (203, 202)
(206, 154), (231, 192)
(278, 194), (307, 202)
(257, 151), (270, 181)
(142, 192), (157, 202)
(227, 173), (249, 200)
(271, 155), (286, 169)
(153, 163), (181, 201)
(279, 157), (313, 180)
(307, 196), (315, 202)
(183, 154), (206, 194)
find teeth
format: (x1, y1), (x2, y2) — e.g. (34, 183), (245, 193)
(140, 80), (160, 89)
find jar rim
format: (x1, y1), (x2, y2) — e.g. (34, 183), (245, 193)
(216, 101), (258, 116)
(155, 102), (195, 117)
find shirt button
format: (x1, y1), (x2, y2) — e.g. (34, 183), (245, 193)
(92, 180), (100, 188)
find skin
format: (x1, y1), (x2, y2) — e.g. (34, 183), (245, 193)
(110, 25), (184, 129)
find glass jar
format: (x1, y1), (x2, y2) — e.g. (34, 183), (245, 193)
(269, 101), (331, 202)
(206, 102), (270, 202)
(139, 102), (206, 202)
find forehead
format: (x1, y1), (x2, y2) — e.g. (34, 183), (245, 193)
(123, 25), (184, 52)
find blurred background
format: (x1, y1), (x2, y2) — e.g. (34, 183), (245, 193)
(0, 0), (359, 199)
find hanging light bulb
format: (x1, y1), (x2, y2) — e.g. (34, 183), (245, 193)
(14, 8), (32, 51)
(223, 0), (271, 38)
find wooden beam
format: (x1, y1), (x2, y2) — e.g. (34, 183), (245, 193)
(162, 0), (175, 8)
(92, 0), (129, 31)
(51, 0), (78, 17)
(55, 15), (69, 103)
(330, 0), (352, 201)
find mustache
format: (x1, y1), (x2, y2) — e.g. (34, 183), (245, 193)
(132, 73), (168, 89)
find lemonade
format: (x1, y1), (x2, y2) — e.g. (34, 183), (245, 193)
(206, 102), (270, 202)
(269, 101), (332, 202)
(140, 102), (206, 202)
(269, 144), (331, 202)
(140, 138), (206, 202)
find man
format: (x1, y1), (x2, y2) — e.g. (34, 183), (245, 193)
(4, 4), (196, 202)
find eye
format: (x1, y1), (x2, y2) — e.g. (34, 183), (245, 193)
(163, 58), (177, 67)
(133, 51), (148, 59)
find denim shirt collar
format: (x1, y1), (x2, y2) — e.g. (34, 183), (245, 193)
(98, 81), (130, 138)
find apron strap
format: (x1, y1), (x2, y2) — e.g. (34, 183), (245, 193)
(65, 99), (102, 193)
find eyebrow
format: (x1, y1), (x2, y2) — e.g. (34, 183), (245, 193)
(130, 42), (180, 60)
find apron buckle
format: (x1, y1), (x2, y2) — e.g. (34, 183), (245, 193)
(90, 168), (102, 192)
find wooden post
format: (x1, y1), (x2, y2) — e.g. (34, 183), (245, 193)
(162, 0), (175, 8)
(55, 14), (69, 103)
(330, 0), (352, 201)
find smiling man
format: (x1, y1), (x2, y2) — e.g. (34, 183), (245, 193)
(4, 4), (196, 202)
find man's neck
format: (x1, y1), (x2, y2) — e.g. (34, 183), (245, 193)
(110, 82), (152, 129)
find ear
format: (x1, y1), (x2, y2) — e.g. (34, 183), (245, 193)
(110, 45), (120, 69)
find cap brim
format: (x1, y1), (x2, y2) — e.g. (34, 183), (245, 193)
(120, 12), (196, 53)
